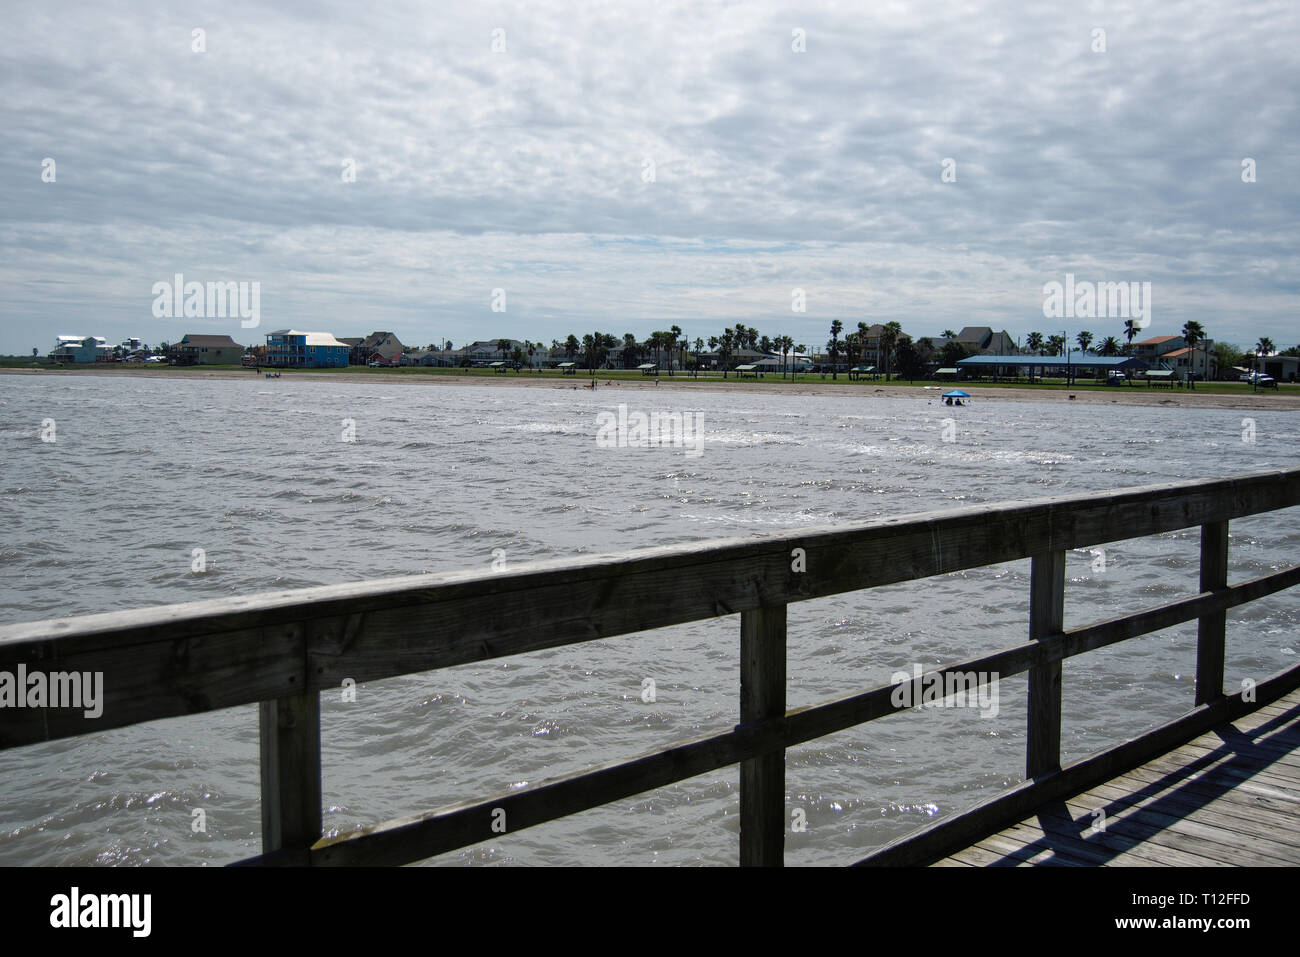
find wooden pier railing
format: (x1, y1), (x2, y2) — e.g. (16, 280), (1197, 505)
(2, 468), (1299, 866)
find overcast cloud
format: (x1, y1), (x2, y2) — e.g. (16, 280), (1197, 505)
(2, 0), (1296, 354)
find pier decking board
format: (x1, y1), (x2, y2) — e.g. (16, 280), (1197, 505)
(1080, 780), (1300, 849)
(932, 688), (1300, 867)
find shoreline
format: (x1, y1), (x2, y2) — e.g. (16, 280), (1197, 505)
(4, 365), (1297, 411)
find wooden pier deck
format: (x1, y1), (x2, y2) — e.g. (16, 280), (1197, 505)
(932, 687), (1300, 867)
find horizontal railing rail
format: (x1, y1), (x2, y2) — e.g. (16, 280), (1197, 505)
(2, 467), (1298, 866)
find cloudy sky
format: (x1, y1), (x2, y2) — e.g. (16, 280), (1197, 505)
(2, 0), (1296, 355)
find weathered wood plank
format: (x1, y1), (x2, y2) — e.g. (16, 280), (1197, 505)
(955, 839), (1039, 866)
(259, 691), (322, 862)
(1196, 521), (1229, 705)
(1058, 564), (1300, 662)
(1005, 816), (1228, 867)
(1113, 764), (1300, 817)
(1052, 795), (1300, 866)
(1079, 780), (1300, 849)
(1139, 749), (1300, 795)
(739, 605), (786, 867)
(1027, 551), (1065, 777)
(2, 470), (1296, 749)
(0, 623), (304, 749)
(858, 662), (1300, 866)
(973, 832), (1091, 867)
(1173, 739), (1300, 769)
(1032, 802), (1251, 866)
(994, 819), (1179, 867)
(289, 655), (1300, 867)
(300, 720), (786, 866)
(8, 561), (1294, 753)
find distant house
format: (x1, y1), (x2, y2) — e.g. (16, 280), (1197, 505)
(460, 339), (528, 367)
(954, 326), (1018, 355)
(264, 330), (350, 368)
(50, 336), (110, 363)
(753, 352), (813, 373)
(420, 348), (464, 367)
(1160, 345), (1217, 381)
(698, 346), (767, 371)
(1133, 335), (1184, 365)
(173, 334), (244, 365)
(354, 331), (404, 366)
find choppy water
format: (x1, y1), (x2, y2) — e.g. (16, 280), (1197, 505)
(1, 373), (1297, 866)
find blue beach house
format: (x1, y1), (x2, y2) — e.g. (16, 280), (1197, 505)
(264, 330), (350, 368)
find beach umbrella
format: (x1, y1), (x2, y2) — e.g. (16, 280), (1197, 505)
(942, 391), (970, 398)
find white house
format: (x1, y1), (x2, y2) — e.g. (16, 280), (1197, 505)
(51, 336), (110, 363)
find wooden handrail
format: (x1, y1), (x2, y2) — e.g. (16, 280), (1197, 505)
(2, 467), (1298, 866)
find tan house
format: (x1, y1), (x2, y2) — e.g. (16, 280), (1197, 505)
(354, 332), (405, 365)
(173, 334), (244, 365)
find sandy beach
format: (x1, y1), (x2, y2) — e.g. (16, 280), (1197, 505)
(4, 365), (1297, 411)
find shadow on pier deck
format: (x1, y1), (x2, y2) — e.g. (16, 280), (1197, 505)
(929, 687), (1300, 867)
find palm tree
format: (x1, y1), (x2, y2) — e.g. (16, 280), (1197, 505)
(712, 328), (736, 378)
(1098, 336), (1121, 356)
(1076, 331), (1093, 353)
(880, 321), (902, 381)
(1253, 337), (1275, 387)
(779, 335), (793, 378)
(1123, 319), (1140, 353)
(828, 320), (843, 379)
(942, 329), (957, 339)
(733, 323), (749, 357)
(497, 339), (511, 364)
(565, 335), (579, 361)
(669, 325), (682, 375)
(1026, 332), (1044, 355)
(1181, 321), (1205, 388)
(844, 332), (860, 369)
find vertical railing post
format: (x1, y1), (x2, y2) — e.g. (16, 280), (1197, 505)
(259, 691), (322, 863)
(1027, 551), (1065, 778)
(1196, 521), (1229, 705)
(739, 604), (787, 866)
